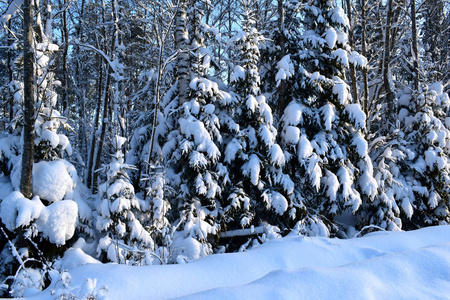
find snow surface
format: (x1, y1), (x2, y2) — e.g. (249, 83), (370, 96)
(24, 225), (450, 299)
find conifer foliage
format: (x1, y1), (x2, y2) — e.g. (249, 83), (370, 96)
(224, 0), (294, 235)
(162, 0), (233, 259)
(278, 0), (377, 234)
(397, 84), (450, 226)
(96, 136), (154, 264)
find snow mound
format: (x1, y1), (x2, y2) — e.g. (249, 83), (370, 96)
(35, 200), (78, 245)
(0, 192), (77, 245)
(32, 160), (77, 203)
(27, 226), (450, 300)
(0, 192), (43, 231)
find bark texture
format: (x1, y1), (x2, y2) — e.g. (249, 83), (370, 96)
(20, 0), (35, 198)
(175, 0), (190, 105)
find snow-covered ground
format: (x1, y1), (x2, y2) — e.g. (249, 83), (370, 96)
(26, 225), (450, 300)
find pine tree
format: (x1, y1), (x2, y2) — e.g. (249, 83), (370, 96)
(277, 0), (377, 235)
(396, 84), (450, 227)
(223, 0), (294, 244)
(96, 135), (154, 264)
(160, 0), (235, 259)
(145, 166), (172, 263)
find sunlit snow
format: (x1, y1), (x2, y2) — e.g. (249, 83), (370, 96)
(23, 226), (450, 300)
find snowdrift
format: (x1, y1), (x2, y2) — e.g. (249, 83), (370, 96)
(26, 225), (450, 299)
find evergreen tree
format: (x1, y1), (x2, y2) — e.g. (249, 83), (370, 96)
(396, 84), (450, 227)
(223, 0), (294, 242)
(161, 0), (234, 259)
(361, 83), (450, 230)
(96, 135), (154, 264)
(260, 0), (302, 117)
(277, 0), (377, 235)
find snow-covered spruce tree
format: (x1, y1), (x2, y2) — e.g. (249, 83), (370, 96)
(96, 135), (155, 264)
(358, 131), (405, 231)
(362, 84), (450, 231)
(161, 0), (234, 259)
(358, 1), (449, 232)
(394, 83), (450, 227)
(127, 69), (158, 191)
(276, 0), (377, 236)
(127, 72), (174, 263)
(223, 0), (294, 244)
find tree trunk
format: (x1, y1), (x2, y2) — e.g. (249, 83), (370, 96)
(175, 0), (190, 105)
(75, 0), (87, 165)
(277, 0), (289, 115)
(86, 60), (103, 188)
(360, 0), (369, 114)
(411, 0), (419, 90)
(345, 0), (358, 105)
(61, 0), (70, 115)
(7, 19), (13, 124)
(92, 0), (119, 190)
(383, 0), (395, 119)
(20, 0), (35, 198)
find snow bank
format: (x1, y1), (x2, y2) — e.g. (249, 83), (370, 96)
(26, 226), (450, 300)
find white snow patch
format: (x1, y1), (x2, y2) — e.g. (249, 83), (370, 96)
(283, 102), (303, 126)
(332, 79), (350, 104)
(330, 7), (350, 27)
(298, 135), (313, 161)
(351, 133), (368, 157)
(263, 190), (288, 215)
(0, 192), (43, 231)
(31, 226), (450, 300)
(320, 103), (336, 131)
(275, 55), (295, 86)
(32, 160), (76, 203)
(283, 126), (300, 145)
(324, 170), (339, 202)
(231, 65), (245, 83)
(325, 27), (337, 48)
(270, 144), (285, 167)
(243, 154), (261, 186)
(345, 104), (366, 129)
(35, 200), (78, 245)
(348, 51), (367, 68)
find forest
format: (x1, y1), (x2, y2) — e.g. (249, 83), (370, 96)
(0, 0), (449, 297)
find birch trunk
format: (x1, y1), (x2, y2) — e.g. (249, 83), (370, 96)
(175, 0), (190, 105)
